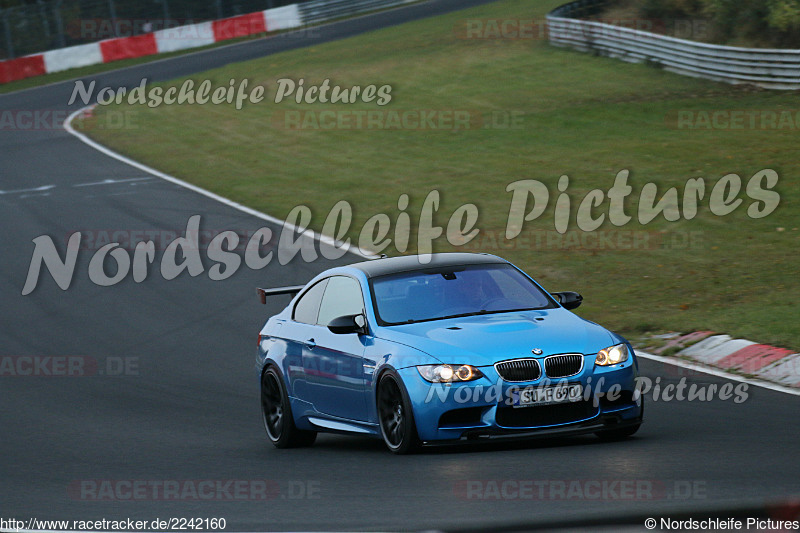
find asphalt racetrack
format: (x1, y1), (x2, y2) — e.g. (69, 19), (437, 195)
(1, 0), (799, 530)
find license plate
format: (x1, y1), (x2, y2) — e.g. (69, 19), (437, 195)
(513, 384), (583, 407)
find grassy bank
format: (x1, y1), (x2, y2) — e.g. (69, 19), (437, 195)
(81, 0), (799, 348)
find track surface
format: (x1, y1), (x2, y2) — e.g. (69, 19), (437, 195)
(1, 1), (799, 531)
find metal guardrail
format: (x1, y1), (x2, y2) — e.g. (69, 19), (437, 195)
(546, 0), (800, 90)
(298, 0), (416, 25)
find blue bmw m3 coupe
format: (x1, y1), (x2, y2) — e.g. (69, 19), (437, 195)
(256, 253), (643, 453)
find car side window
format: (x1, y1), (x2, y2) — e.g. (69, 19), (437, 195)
(316, 276), (365, 327)
(292, 279), (329, 324)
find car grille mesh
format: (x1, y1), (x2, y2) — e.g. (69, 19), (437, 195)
(495, 359), (541, 382)
(495, 400), (598, 428)
(544, 354), (583, 378)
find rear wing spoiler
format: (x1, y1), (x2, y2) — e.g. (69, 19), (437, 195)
(256, 285), (305, 305)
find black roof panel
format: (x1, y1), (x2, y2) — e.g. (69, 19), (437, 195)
(346, 253), (508, 278)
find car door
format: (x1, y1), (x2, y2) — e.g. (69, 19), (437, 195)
(281, 278), (329, 404)
(302, 275), (369, 422)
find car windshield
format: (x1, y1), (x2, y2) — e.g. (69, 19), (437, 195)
(370, 263), (555, 325)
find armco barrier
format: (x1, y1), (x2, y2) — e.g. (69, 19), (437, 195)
(0, 0), (412, 85)
(547, 0), (800, 90)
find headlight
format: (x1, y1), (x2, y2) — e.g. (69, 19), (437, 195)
(417, 364), (484, 383)
(596, 343), (629, 366)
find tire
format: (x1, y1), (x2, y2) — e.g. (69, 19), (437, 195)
(377, 372), (420, 454)
(261, 367), (316, 448)
(595, 395), (644, 441)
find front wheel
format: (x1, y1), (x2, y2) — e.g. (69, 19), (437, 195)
(261, 367), (316, 448)
(377, 372), (420, 454)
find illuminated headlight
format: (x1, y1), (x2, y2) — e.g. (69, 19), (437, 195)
(417, 364), (484, 383)
(596, 344), (629, 366)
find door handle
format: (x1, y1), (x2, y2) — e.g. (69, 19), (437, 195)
(305, 338), (316, 349)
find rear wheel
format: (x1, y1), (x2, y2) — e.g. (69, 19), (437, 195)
(261, 367), (316, 448)
(377, 372), (420, 454)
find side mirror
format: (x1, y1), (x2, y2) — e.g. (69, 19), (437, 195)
(552, 291), (583, 310)
(327, 314), (367, 335)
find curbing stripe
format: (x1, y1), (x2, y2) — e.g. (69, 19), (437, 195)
(755, 353), (800, 387)
(642, 332), (799, 392)
(652, 330), (712, 355)
(680, 336), (758, 365)
(716, 344), (796, 374)
(636, 350), (800, 397)
(678, 334), (731, 356)
(692, 339), (758, 365)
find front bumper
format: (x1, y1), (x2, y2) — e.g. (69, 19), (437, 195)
(398, 354), (642, 443)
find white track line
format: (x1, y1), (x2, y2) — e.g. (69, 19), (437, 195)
(64, 105), (372, 260)
(636, 350), (800, 397)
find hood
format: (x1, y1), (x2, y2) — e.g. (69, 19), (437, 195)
(373, 309), (616, 367)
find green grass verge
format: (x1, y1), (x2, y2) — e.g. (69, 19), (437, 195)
(81, 0), (800, 349)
